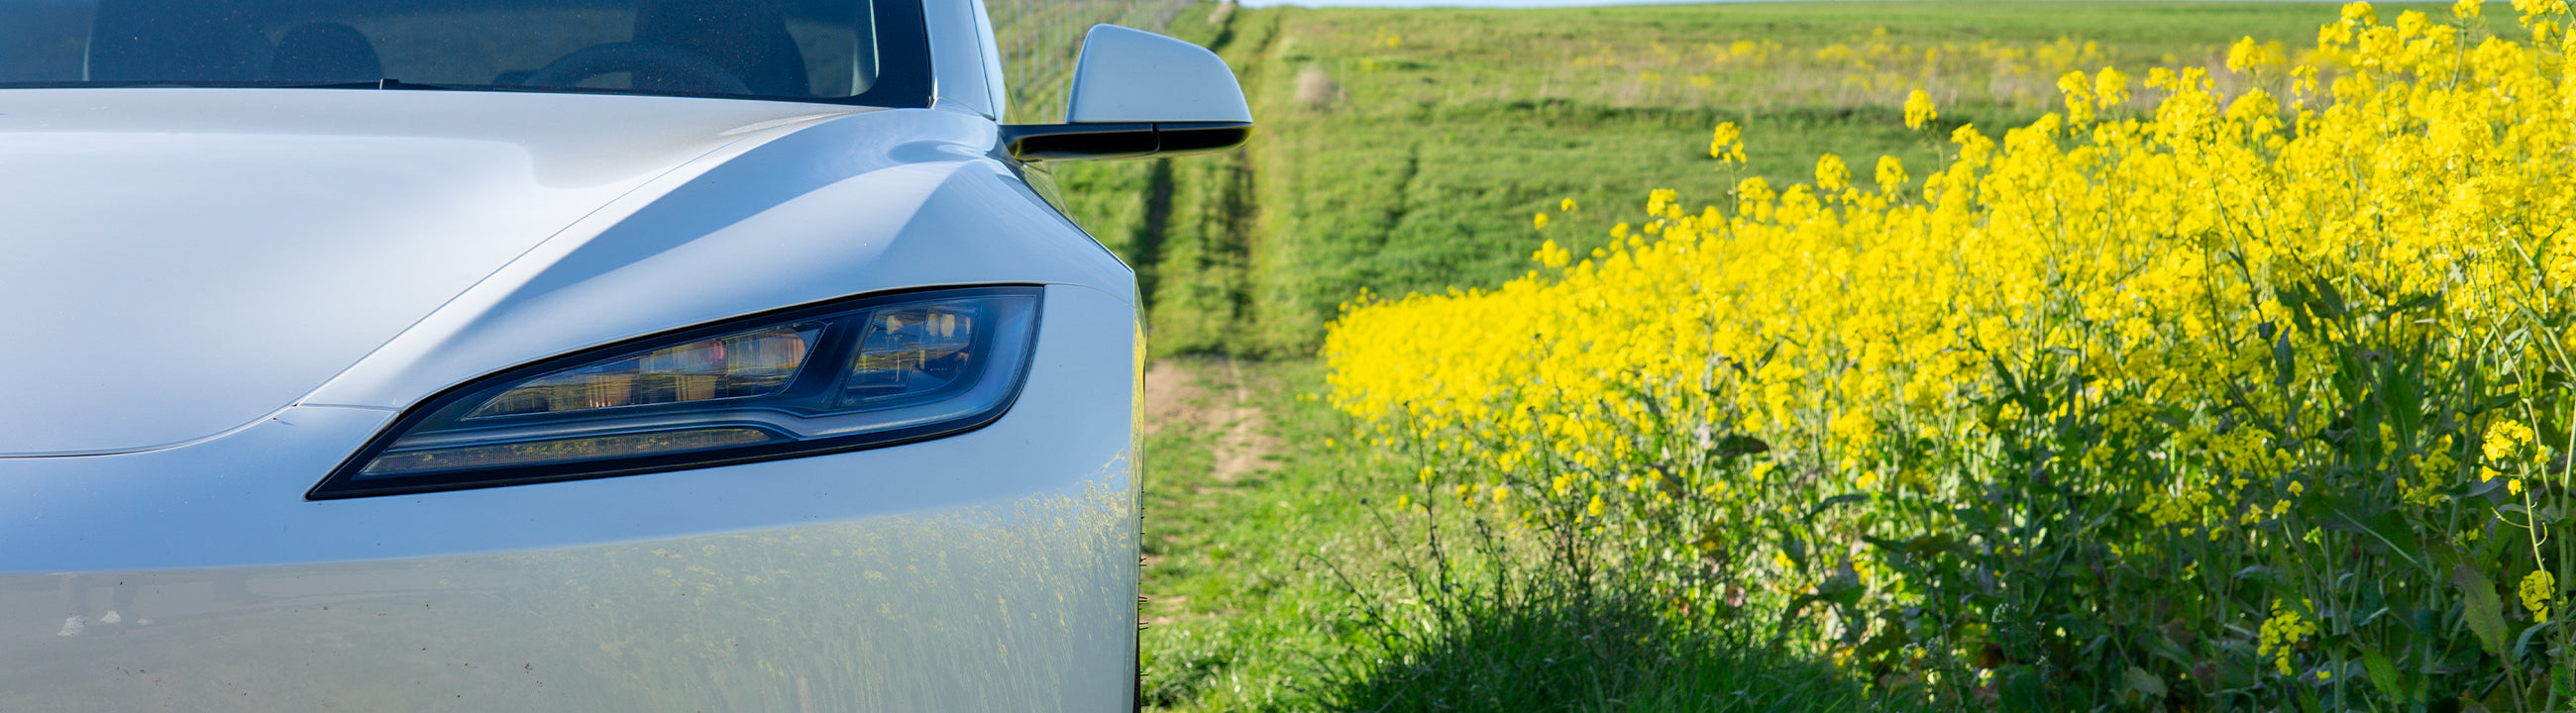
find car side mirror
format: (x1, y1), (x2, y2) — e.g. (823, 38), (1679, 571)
(999, 25), (1252, 161)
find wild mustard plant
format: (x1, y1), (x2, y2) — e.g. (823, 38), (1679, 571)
(1327, 2), (2576, 709)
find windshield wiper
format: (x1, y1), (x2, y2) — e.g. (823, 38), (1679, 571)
(271, 78), (465, 90)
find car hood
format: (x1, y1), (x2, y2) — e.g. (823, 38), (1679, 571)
(0, 89), (858, 457)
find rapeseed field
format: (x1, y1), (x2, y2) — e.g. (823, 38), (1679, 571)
(1326, 1), (2576, 708)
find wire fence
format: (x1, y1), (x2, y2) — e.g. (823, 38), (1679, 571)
(984, 0), (1205, 123)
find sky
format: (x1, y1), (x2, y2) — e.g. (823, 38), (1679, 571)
(1239, 0), (2327, 6)
(1240, 0), (1762, 6)
(1240, 0), (1718, 5)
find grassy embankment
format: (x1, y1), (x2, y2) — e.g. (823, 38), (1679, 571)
(1073, 4), (2404, 709)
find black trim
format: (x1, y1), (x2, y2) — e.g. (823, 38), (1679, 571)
(1153, 122), (1255, 155)
(841, 0), (933, 110)
(1003, 122), (1156, 161)
(306, 285), (1044, 500)
(999, 121), (1252, 161)
(0, 0), (933, 109)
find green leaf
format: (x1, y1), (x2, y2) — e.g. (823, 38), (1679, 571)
(2281, 282), (2318, 333)
(2139, 629), (2194, 668)
(2002, 668), (2047, 712)
(1779, 532), (1808, 569)
(2387, 357), (2423, 439)
(2334, 348), (2365, 409)
(2312, 275), (2350, 318)
(1854, 627), (1909, 662)
(2302, 493), (2427, 571)
(2428, 540), (2467, 571)
(2514, 619), (2554, 662)
(1862, 533), (1962, 558)
(1710, 434), (1769, 458)
(2120, 665), (2168, 700)
(1903, 533), (1960, 556)
(2273, 331), (2297, 389)
(1803, 493), (1869, 521)
(2361, 649), (2404, 701)
(2385, 292), (2441, 315)
(1954, 506), (1997, 533)
(1817, 568), (1866, 607)
(2456, 563), (2511, 658)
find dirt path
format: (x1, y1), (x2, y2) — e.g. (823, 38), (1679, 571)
(1136, 358), (1278, 630)
(1139, 358), (1277, 482)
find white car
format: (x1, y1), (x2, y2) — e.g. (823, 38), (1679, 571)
(0, 0), (1245, 709)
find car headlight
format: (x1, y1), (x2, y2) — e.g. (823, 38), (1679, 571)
(308, 286), (1043, 499)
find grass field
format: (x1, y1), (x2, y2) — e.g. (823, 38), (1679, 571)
(1088, 3), (2458, 710)
(1059, 1), (2379, 357)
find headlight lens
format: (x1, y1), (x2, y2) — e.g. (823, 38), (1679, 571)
(309, 286), (1042, 499)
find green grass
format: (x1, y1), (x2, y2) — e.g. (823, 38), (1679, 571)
(1055, 1), (2419, 357)
(1315, 588), (1878, 712)
(1069, 3), (2466, 710)
(1134, 357), (1891, 712)
(1133, 357), (1369, 710)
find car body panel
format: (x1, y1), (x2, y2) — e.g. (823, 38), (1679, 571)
(0, 89), (862, 457)
(300, 103), (1131, 414)
(0, 89), (1129, 457)
(0, 284), (1136, 712)
(0, 1), (1175, 708)
(1064, 25), (1253, 124)
(921, 0), (1002, 120)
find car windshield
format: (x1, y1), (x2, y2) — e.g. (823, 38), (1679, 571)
(0, 0), (929, 105)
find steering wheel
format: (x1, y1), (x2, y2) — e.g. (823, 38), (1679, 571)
(519, 42), (751, 95)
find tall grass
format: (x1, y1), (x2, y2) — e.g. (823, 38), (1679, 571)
(1315, 496), (1882, 712)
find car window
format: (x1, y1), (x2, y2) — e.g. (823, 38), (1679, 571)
(0, 0), (930, 106)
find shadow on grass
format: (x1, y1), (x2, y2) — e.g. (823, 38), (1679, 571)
(1315, 588), (1871, 713)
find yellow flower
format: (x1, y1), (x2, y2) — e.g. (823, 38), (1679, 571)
(2525, 570), (2556, 620)
(2259, 602), (2317, 676)
(1532, 240), (1571, 268)
(1902, 90), (1938, 130)
(2225, 37), (2271, 73)
(1317, 7), (2576, 647)
(1874, 155), (1907, 194)
(1533, 212), (1551, 230)
(1709, 122), (1746, 163)
(1813, 154), (1849, 191)
(2093, 66), (2130, 106)
(2485, 419), (2535, 481)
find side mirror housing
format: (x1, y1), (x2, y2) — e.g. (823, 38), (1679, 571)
(1000, 25), (1252, 161)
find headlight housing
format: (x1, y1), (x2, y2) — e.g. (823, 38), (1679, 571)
(308, 286), (1043, 499)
